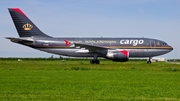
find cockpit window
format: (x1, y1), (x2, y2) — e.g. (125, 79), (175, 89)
(162, 43), (167, 46)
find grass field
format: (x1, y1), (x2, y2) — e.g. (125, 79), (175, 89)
(0, 60), (180, 101)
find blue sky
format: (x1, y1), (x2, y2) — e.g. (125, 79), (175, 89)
(0, 0), (180, 58)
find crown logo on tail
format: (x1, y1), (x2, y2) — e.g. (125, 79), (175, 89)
(22, 23), (33, 30)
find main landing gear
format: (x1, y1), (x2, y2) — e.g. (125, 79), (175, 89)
(90, 60), (100, 64)
(90, 54), (100, 64)
(147, 57), (152, 64)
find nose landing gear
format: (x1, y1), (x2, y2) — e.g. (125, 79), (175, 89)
(147, 57), (152, 64)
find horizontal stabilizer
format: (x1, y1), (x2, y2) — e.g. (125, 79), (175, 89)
(6, 37), (34, 44)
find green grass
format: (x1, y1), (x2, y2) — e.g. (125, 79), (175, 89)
(0, 60), (180, 101)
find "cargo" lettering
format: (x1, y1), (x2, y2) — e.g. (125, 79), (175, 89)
(120, 40), (144, 46)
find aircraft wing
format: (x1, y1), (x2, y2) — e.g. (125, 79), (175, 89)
(74, 43), (108, 54)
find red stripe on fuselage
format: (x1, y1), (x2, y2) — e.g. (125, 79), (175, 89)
(11, 8), (27, 18)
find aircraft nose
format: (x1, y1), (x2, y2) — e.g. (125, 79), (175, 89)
(168, 45), (173, 52)
(164, 45), (173, 54)
(170, 46), (173, 51)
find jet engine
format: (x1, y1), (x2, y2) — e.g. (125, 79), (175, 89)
(106, 50), (129, 62)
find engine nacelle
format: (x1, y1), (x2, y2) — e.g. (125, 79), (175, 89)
(106, 50), (129, 62)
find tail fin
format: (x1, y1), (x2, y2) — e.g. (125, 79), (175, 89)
(8, 8), (51, 38)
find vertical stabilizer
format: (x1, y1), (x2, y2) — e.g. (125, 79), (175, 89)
(8, 8), (51, 38)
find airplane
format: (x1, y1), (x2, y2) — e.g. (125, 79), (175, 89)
(6, 8), (173, 64)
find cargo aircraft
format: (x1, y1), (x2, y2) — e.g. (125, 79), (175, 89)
(6, 8), (173, 64)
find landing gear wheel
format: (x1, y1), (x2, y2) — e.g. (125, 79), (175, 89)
(90, 60), (100, 64)
(147, 61), (151, 64)
(90, 60), (95, 64)
(95, 60), (100, 64)
(147, 57), (152, 64)
(90, 54), (100, 64)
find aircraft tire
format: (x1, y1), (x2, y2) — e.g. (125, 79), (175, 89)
(95, 60), (100, 64)
(90, 60), (95, 64)
(90, 60), (100, 64)
(147, 61), (151, 64)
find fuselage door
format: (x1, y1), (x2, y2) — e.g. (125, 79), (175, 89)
(150, 40), (156, 48)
